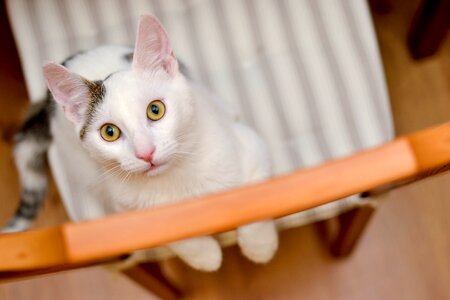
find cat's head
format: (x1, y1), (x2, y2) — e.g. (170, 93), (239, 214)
(43, 15), (196, 177)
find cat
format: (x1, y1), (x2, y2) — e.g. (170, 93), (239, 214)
(3, 15), (278, 271)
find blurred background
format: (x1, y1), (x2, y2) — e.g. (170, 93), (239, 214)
(0, 0), (449, 299)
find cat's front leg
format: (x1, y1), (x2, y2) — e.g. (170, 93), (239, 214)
(168, 236), (222, 271)
(237, 220), (278, 264)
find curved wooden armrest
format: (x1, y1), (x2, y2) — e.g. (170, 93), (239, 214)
(1, 123), (450, 276)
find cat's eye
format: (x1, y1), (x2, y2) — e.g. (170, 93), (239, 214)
(100, 124), (121, 142)
(147, 100), (166, 121)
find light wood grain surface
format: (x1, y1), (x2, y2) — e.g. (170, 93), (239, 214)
(0, 0), (449, 299)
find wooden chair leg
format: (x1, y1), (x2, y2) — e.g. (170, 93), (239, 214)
(330, 206), (375, 257)
(369, 0), (392, 14)
(123, 262), (182, 300)
(407, 0), (450, 59)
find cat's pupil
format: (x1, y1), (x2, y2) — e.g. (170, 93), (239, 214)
(151, 105), (159, 115)
(106, 126), (114, 136)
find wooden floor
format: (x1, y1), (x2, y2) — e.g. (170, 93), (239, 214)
(0, 1), (449, 299)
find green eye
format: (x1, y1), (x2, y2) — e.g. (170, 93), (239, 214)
(100, 124), (121, 142)
(147, 100), (166, 121)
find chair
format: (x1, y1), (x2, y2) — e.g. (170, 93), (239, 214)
(4, 0), (448, 299)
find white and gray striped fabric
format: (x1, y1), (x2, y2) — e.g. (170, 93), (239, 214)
(6, 0), (394, 237)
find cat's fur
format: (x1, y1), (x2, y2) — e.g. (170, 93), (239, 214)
(4, 15), (278, 271)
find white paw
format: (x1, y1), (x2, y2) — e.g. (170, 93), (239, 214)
(237, 220), (278, 264)
(169, 236), (222, 272)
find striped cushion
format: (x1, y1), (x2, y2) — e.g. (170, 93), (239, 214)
(6, 0), (394, 228)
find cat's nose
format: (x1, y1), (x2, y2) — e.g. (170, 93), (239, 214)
(136, 147), (155, 163)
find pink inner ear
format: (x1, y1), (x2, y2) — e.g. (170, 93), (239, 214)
(43, 63), (89, 123)
(132, 15), (177, 74)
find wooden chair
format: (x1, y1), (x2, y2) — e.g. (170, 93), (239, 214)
(3, 1), (441, 298)
(1, 122), (450, 299)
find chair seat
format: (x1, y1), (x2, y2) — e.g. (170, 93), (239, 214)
(6, 0), (394, 240)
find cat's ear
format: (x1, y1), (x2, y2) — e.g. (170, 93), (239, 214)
(43, 62), (91, 124)
(132, 15), (177, 75)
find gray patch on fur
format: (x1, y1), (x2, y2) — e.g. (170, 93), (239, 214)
(104, 73), (113, 81)
(26, 152), (48, 174)
(6, 180), (47, 227)
(15, 95), (54, 143)
(79, 80), (106, 139)
(16, 198), (41, 219)
(123, 51), (133, 63)
(61, 50), (87, 67)
(3, 96), (54, 231)
(12, 189), (45, 221)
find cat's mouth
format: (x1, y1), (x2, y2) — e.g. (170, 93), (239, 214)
(143, 162), (168, 176)
(148, 163), (162, 171)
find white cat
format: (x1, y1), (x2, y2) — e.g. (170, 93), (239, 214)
(5, 15), (278, 271)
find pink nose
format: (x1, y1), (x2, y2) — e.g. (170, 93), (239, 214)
(136, 147), (155, 163)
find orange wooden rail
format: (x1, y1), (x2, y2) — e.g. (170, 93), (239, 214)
(1, 123), (449, 273)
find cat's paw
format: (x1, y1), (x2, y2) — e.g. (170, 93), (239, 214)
(237, 220), (278, 264)
(169, 236), (222, 272)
